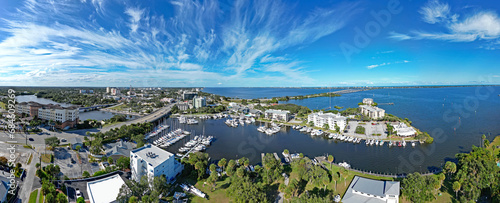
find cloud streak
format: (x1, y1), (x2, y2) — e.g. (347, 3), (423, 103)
(0, 0), (360, 86)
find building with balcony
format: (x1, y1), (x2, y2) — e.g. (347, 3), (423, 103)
(16, 102), (79, 129)
(359, 105), (385, 119)
(308, 111), (347, 131)
(193, 96), (206, 109)
(264, 109), (290, 122)
(130, 144), (183, 182)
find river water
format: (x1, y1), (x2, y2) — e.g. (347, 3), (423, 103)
(169, 86), (500, 174)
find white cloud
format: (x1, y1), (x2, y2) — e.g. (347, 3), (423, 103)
(125, 7), (145, 32)
(366, 60), (409, 69)
(388, 32), (412, 40)
(419, 0), (450, 24)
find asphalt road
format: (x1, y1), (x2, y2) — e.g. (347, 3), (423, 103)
(99, 104), (173, 133)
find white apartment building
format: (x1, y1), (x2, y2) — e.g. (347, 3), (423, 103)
(130, 145), (183, 182)
(308, 111), (347, 131)
(193, 96), (206, 109)
(359, 105), (385, 119)
(264, 109), (290, 122)
(362, 98), (374, 105)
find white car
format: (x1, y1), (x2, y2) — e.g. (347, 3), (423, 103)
(75, 188), (82, 198)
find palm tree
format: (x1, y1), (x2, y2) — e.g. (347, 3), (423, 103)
(333, 171), (340, 191)
(444, 161), (456, 178)
(452, 181), (461, 199)
(283, 149), (289, 156)
(328, 155), (334, 170)
(218, 158), (227, 172)
(322, 176), (330, 190)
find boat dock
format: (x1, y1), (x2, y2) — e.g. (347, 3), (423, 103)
(273, 153), (281, 162)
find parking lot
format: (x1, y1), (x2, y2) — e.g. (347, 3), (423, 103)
(54, 148), (100, 179)
(344, 121), (388, 139)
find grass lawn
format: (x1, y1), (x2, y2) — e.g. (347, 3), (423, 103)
(488, 135), (500, 156)
(28, 189), (38, 203)
(40, 153), (52, 163)
(27, 153), (33, 164)
(38, 190), (43, 203)
(167, 176), (231, 203)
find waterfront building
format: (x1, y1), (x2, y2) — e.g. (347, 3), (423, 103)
(193, 96), (206, 109)
(87, 174), (127, 203)
(342, 176), (400, 203)
(130, 144), (183, 182)
(391, 122), (417, 137)
(16, 102), (79, 129)
(177, 103), (190, 111)
(182, 92), (198, 100)
(363, 98), (374, 105)
(265, 109), (290, 122)
(308, 111), (347, 131)
(359, 105), (385, 119)
(106, 87), (110, 93)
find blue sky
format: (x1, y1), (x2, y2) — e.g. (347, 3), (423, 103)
(0, 0), (499, 87)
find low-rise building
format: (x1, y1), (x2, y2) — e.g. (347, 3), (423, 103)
(130, 144), (183, 182)
(104, 140), (135, 160)
(359, 105), (385, 119)
(177, 103), (189, 111)
(265, 109), (290, 122)
(193, 96), (206, 109)
(308, 111), (347, 131)
(391, 122), (417, 137)
(16, 102), (79, 129)
(0, 176), (11, 203)
(68, 137), (83, 150)
(87, 174), (127, 203)
(362, 98), (374, 105)
(342, 176), (400, 203)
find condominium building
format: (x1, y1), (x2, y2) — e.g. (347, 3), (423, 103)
(193, 96), (206, 109)
(359, 105), (385, 119)
(130, 145), (183, 182)
(362, 98), (374, 105)
(264, 109), (291, 122)
(17, 102), (79, 129)
(308, 111), (347, 131)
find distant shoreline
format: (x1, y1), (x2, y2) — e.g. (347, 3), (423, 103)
(0, 84), (499, 88)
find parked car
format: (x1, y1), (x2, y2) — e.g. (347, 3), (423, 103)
(75, 188), (82, 198)
(61, 138), (67, 142)
(28, 138), (34, 141)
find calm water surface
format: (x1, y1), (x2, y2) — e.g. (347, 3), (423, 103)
(165, 87), (500, 174)
(203, 87), (342, 99)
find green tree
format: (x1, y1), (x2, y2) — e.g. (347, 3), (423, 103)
(56, 193), (68, 203)
(236, 167), (245, 177)
(75, 145), (81, 152)
(333, 171), (340, 191)
(328, 155), (334, 170)
(82, 171), (90, 178)
(116, 157), (130, 170)
(453, 181), (461, 199)
(209, 163), (217, 173)
(76, 197), (85, 203)
(401, 173), (436, 202)
(444, 161), (456, 178)
(218, 158), (227, 172)
(45, 193), (55, 203)
(108, 157), (114, 164)
(283, 149), (289, 156)
(323, 123), (329, 130)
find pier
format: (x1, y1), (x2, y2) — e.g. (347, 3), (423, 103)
(378, 103), (394, 105)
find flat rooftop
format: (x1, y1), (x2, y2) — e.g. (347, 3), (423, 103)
(131, 144), (173, 167)
(87, 174), (126, 203)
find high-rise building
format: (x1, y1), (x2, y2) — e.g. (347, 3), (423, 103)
(193, 96), (206, 109)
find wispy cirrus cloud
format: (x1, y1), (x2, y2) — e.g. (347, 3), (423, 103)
(0, 0), (360, 86)
(390, 0), (500, 46)
(366, 60), (410, 69)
